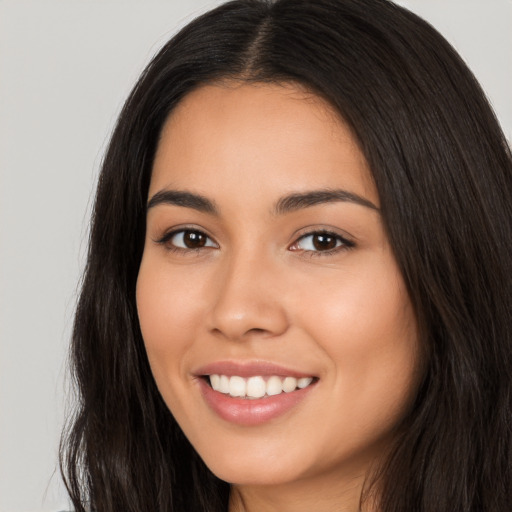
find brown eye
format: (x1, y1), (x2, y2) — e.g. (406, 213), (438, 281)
(164, 229), (217, 250)
(312, 233), (337, 251)
(182, 230), (207, 248)
(290, 231), (354, 255)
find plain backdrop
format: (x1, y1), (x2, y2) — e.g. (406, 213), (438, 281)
(0, 1), (510, 511)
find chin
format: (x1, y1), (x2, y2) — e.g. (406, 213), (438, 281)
(194, 440), (308, 486)
(208, 461), (303, 487)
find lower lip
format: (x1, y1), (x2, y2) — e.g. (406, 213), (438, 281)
(198, 378), (316, 426)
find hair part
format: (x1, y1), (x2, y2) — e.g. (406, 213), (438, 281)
(61, 1), (512, 510)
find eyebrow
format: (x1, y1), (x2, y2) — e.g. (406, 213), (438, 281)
(147, 188), (379, 215)
(147, 190), (219, 214)
(273, 189), (379, 215)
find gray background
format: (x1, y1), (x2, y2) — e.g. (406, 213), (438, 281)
(1, 1), (510, 511)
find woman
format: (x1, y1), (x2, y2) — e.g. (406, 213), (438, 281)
(60, 0), (512, 511)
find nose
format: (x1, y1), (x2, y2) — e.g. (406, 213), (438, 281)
(206, 250), (289, 341)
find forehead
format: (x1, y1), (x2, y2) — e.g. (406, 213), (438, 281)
(150, 82), (377, 208)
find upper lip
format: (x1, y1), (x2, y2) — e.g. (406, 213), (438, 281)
(194, 360), (316, 379)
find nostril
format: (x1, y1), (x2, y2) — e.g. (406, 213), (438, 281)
(247, 328), (266, 335)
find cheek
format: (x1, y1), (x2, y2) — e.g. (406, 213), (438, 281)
(296, 258), (419, 421)
(136, 255), (205, 382)
(298, 257), (415, 345)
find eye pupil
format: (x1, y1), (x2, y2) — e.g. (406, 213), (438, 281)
(313, 234), (337, 251)
(184, 230), (206, 248)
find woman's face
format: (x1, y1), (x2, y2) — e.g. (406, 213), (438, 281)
(137, 82), (420, 493)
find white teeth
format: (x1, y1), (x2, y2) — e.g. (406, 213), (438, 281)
(210, 374), (220, 390)
(229, 376), (246, 397)
(208, 374), (314, 398)
(282, 376), (297, 393)
(297, 377), (313, 389)
(266, 375), (283, 396)
(219, 375), (230, 393)
(246, 376), (266, 398)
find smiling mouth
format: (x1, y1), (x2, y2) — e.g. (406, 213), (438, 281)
(205, 374), (317, 399)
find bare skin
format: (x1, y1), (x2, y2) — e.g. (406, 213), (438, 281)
(136, 82), (420, 512)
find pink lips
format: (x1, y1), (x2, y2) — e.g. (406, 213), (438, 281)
(195, 361), (317, 426)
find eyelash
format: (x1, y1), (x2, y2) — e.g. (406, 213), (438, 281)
(290, 230), (355, 257)
(155, 228), (217, 255)
(155, 228), (355, 257)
